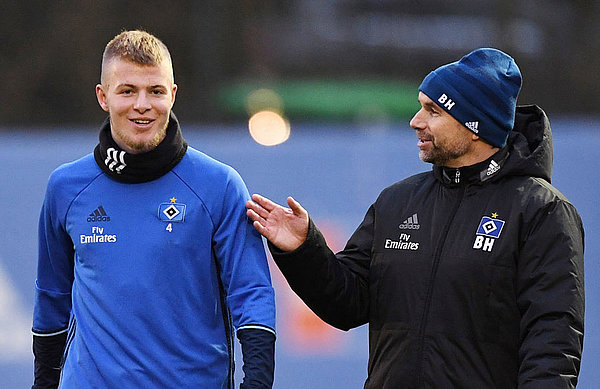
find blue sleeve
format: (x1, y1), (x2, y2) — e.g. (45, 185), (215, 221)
(212, 168), (276, 332)
(32, 173), (76, 387)
(33, 173), (74, 334)
(211, 169), (276, 386)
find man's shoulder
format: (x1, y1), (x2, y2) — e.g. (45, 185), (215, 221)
(47, 153), (101, 190)
(381, 171), (432, 194)
(525, 176), (576, 209)
(173, 147), (249, 212)
(179, 146), (230, 169)
(176, 147), (242, 182)
(371, 171), (432, 208)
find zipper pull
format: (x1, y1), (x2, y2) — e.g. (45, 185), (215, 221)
(454, 169), (460, 184)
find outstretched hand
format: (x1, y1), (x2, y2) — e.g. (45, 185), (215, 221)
(246, 194), (309, 252)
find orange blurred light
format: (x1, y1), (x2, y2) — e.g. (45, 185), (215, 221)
(248, 110), (290, 146)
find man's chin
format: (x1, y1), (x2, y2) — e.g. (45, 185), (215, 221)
(127, 139), (160, 154)
(114, 130), (166, 154)
(419, 151), (434, 164)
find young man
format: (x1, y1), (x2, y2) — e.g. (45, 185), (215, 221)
(32, 30), (276, 389)
(246, 48), (585, 388)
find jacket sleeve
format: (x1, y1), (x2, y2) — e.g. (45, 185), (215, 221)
(517, 199), (585, 388)
(211, 169), (276, 387)
(213, 169), (276, 330)
(269, 205), (375, 331)
(32, 174), (75, 388)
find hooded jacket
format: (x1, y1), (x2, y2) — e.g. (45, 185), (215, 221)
(271, 105), (585, 388)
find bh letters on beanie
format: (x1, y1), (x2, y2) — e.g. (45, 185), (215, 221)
(419, 48), (522, 148)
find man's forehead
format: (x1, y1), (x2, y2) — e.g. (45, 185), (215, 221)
(418, 91), (440, 108)
(103, 58), (173, 85)
(105, 57), (170, 73)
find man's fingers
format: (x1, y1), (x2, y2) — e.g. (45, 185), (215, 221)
(246, 208), (265, 225)
(251, 193), (278, 212)
(287, 196), (305, 216)
(246, 208), (269, 235)
(246, 200), (270, 220)
(252, 220), (267, 236)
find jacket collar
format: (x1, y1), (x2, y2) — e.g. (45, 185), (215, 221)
(433, 147), (509, 187)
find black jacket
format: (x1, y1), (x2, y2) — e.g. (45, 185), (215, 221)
(271, 105), (585, 388)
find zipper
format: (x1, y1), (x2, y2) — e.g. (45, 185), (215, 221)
(415, 184), (466, 387)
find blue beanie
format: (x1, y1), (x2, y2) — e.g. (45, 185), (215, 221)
(419, 48), (522, 148)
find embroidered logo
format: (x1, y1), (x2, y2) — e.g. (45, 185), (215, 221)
(87, 205), (110, 222)
(399, 213), (420, 230)
(105, 147), (126, 174)
(486, 160), (500, 176)
(437, 93), (455, 110)
(158, 197), (186, 223)
(473, 214), (505, 252)
(465, 121), (479, 133)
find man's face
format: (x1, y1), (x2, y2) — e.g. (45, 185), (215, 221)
(410, 92), (475, 167)
(96, 58), (177, 154)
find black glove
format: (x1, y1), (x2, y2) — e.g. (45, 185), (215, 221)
(237, 328), (276, 389)
(32, 331), (67, 389)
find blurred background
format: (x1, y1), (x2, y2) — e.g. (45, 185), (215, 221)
(1, 1), (599, 388)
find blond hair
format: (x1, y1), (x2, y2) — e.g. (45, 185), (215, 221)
(100, 30), (173, 83)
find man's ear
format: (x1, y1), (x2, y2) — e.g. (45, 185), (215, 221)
(96, 84), (109, 112)
(170, 84), (178, 107)
(471, 133), (480, 141)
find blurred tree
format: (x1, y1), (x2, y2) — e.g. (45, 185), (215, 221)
(0, 0), (243, 126)
(0, 0), (598, 127)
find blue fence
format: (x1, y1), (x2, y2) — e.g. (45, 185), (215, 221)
(1, 117), (598, 388)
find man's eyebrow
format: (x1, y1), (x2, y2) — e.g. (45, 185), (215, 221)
(421, 100), (439, 109)
(114, 83), (168, 89)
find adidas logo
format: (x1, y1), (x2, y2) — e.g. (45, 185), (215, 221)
(486, 160), (500, 176)
(104, 147), (127, 174)
(465, 121), (479, 133)
(87, 205), (111, 222)
(399, 213), (420, 230)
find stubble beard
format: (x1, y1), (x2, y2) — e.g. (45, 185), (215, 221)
(419, 136), (471, 166)
(111, 118), (169, 154)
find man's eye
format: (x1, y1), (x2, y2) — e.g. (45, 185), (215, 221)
(152, 89), (165, 95)
(120, 90), (132, 94)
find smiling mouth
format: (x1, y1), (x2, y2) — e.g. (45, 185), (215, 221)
(417, 134), (434, 148)
(131, 119), (153, 125)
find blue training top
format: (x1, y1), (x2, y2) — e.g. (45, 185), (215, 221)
(33, 147), (276, 388)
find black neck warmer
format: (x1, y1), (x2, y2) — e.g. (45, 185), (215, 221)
(93, 112), (188, 183)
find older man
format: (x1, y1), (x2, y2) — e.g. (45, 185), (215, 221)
(247, 48), (584, 388)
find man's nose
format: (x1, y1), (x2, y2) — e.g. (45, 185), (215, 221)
(409, 109), (425, 130)
(134, 92), (151, 112)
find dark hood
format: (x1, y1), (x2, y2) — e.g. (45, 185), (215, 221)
(432, 105), (553, 187)
(503, 105), (553, 183)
